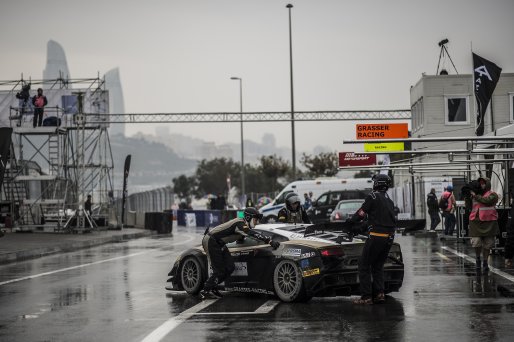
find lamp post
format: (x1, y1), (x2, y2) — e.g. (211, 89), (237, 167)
(286, 3), (296, 179)
(230, 77), (245, 198)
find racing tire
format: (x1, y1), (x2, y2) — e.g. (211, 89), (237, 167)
(273, 259), (310, 302)
(264, 215), (278, 224)
(180, 257), (204, 295)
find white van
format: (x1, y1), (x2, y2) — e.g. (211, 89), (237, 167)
(259, 178), (373, 223)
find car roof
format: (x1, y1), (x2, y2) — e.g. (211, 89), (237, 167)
(255, 223), (363, 245)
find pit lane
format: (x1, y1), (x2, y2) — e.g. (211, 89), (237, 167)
(144, 230), (514, 342)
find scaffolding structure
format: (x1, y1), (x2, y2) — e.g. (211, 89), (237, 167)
(0, 76), (114, 232)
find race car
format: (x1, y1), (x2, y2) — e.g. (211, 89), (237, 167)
(166, 222), (404, 302)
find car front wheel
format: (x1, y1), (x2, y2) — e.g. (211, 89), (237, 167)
(180, 257), (204, 294)
(273, 259), (310, 302)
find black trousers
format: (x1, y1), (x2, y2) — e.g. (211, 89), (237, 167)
(33, 108), (44, 127)
(202, 236), (235, 291)
(429, 211), (441, 230)
(358, 234), (394, 299)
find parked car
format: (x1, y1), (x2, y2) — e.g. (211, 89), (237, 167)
(307, 189), (370, 224)
(330, 199), (365, 222)
(259, 178), (372, 223)
(166, 222), (404, 302)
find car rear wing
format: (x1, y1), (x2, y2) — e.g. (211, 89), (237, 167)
(303, 221), (366, 237)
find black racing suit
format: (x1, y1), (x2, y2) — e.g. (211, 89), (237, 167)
(201, 218), (271, 291)
(349, 190), (397, 300)
(277, 206), (312, 224)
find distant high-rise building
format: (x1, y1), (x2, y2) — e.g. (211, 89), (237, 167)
(43, 40), (70, 84)
(105, 68), (125, 137)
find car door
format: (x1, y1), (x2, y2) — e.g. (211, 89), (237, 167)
(224, 236), (275, 291)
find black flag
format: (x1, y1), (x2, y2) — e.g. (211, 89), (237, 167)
(473, 53), (502, 136)
(121, 154), (131, 226)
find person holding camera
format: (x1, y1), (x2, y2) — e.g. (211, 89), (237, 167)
(468, 177), (499, 273)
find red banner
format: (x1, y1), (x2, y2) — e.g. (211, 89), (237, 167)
(339, 152), (376, 167)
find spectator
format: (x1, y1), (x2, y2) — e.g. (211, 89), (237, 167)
(309, 191), (315, 202)
(303, 193), (312, 210)
(441, 185), (456, 236)
(468, 177), (499, 273)
(217, 194), (227, 210)
(245, 197), (254, 208)
(31, 88), (48, 128)
(505, 204), (514, 268)
(426, 188), (440, 230)
(84, 195), (92, 216)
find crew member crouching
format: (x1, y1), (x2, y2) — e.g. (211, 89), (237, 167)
(200, 207), (280, 299)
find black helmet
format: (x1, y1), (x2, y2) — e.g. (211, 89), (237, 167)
(243, 207), (262, 223)
(372, 174), (392, 191)
(285, 193), (301, 212)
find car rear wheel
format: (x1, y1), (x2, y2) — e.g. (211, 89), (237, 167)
(180, 257), (204, 294)
(273, 260), (310, 302)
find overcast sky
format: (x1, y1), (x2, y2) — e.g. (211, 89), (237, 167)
(1, 0), (513, 155)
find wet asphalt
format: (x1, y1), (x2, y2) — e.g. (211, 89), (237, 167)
(0, 227), (513, 342)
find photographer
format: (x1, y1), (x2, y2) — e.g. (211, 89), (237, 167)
(468, 177), (499, 273)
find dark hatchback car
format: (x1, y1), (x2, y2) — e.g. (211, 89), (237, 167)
(308, 190), (369, 224)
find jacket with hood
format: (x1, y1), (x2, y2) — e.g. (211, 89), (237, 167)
(469, 177), (499, 237)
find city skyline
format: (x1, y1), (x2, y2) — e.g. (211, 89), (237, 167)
(1, 0), (513, 155)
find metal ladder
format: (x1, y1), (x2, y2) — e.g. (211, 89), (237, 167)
(48, 134), (60, 176)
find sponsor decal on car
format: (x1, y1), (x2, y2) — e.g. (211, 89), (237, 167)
(282, 248), (302, 257)
(301, 252), (316, 258)
(231, 251), (252, 257)
(302, 268), (320, 277)
(232, 262), (248, 276)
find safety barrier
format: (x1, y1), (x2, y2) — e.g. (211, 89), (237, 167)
(176, 209), (241, 228)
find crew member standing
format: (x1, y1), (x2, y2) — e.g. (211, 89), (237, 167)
(349, 174), (397, 305)
(278, 193), (311, 224)
(31, 88), (47, 128)
(200, 207), (280, 299)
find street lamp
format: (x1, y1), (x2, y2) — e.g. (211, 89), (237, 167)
(230, 76), (245, 199)
(286, 3), (296, 179)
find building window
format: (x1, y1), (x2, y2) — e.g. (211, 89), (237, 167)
(445, 95), (469, 125)
(510, 93), (514, 123)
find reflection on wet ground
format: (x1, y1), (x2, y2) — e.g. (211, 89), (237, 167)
(1, 231), (514, 341)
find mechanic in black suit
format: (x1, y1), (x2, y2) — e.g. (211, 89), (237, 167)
(200, 207), (280, 299)
(348, 173), (397, 305)
(277, 193), (312, 224)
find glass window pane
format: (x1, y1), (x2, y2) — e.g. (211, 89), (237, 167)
(447, 98), (467, 122)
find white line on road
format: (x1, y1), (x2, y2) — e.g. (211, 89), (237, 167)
(0, 234), (196, 286)
(140, 299), (218, 342)
(441, 246), (514, 283)
(194, 300), (280, 315)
